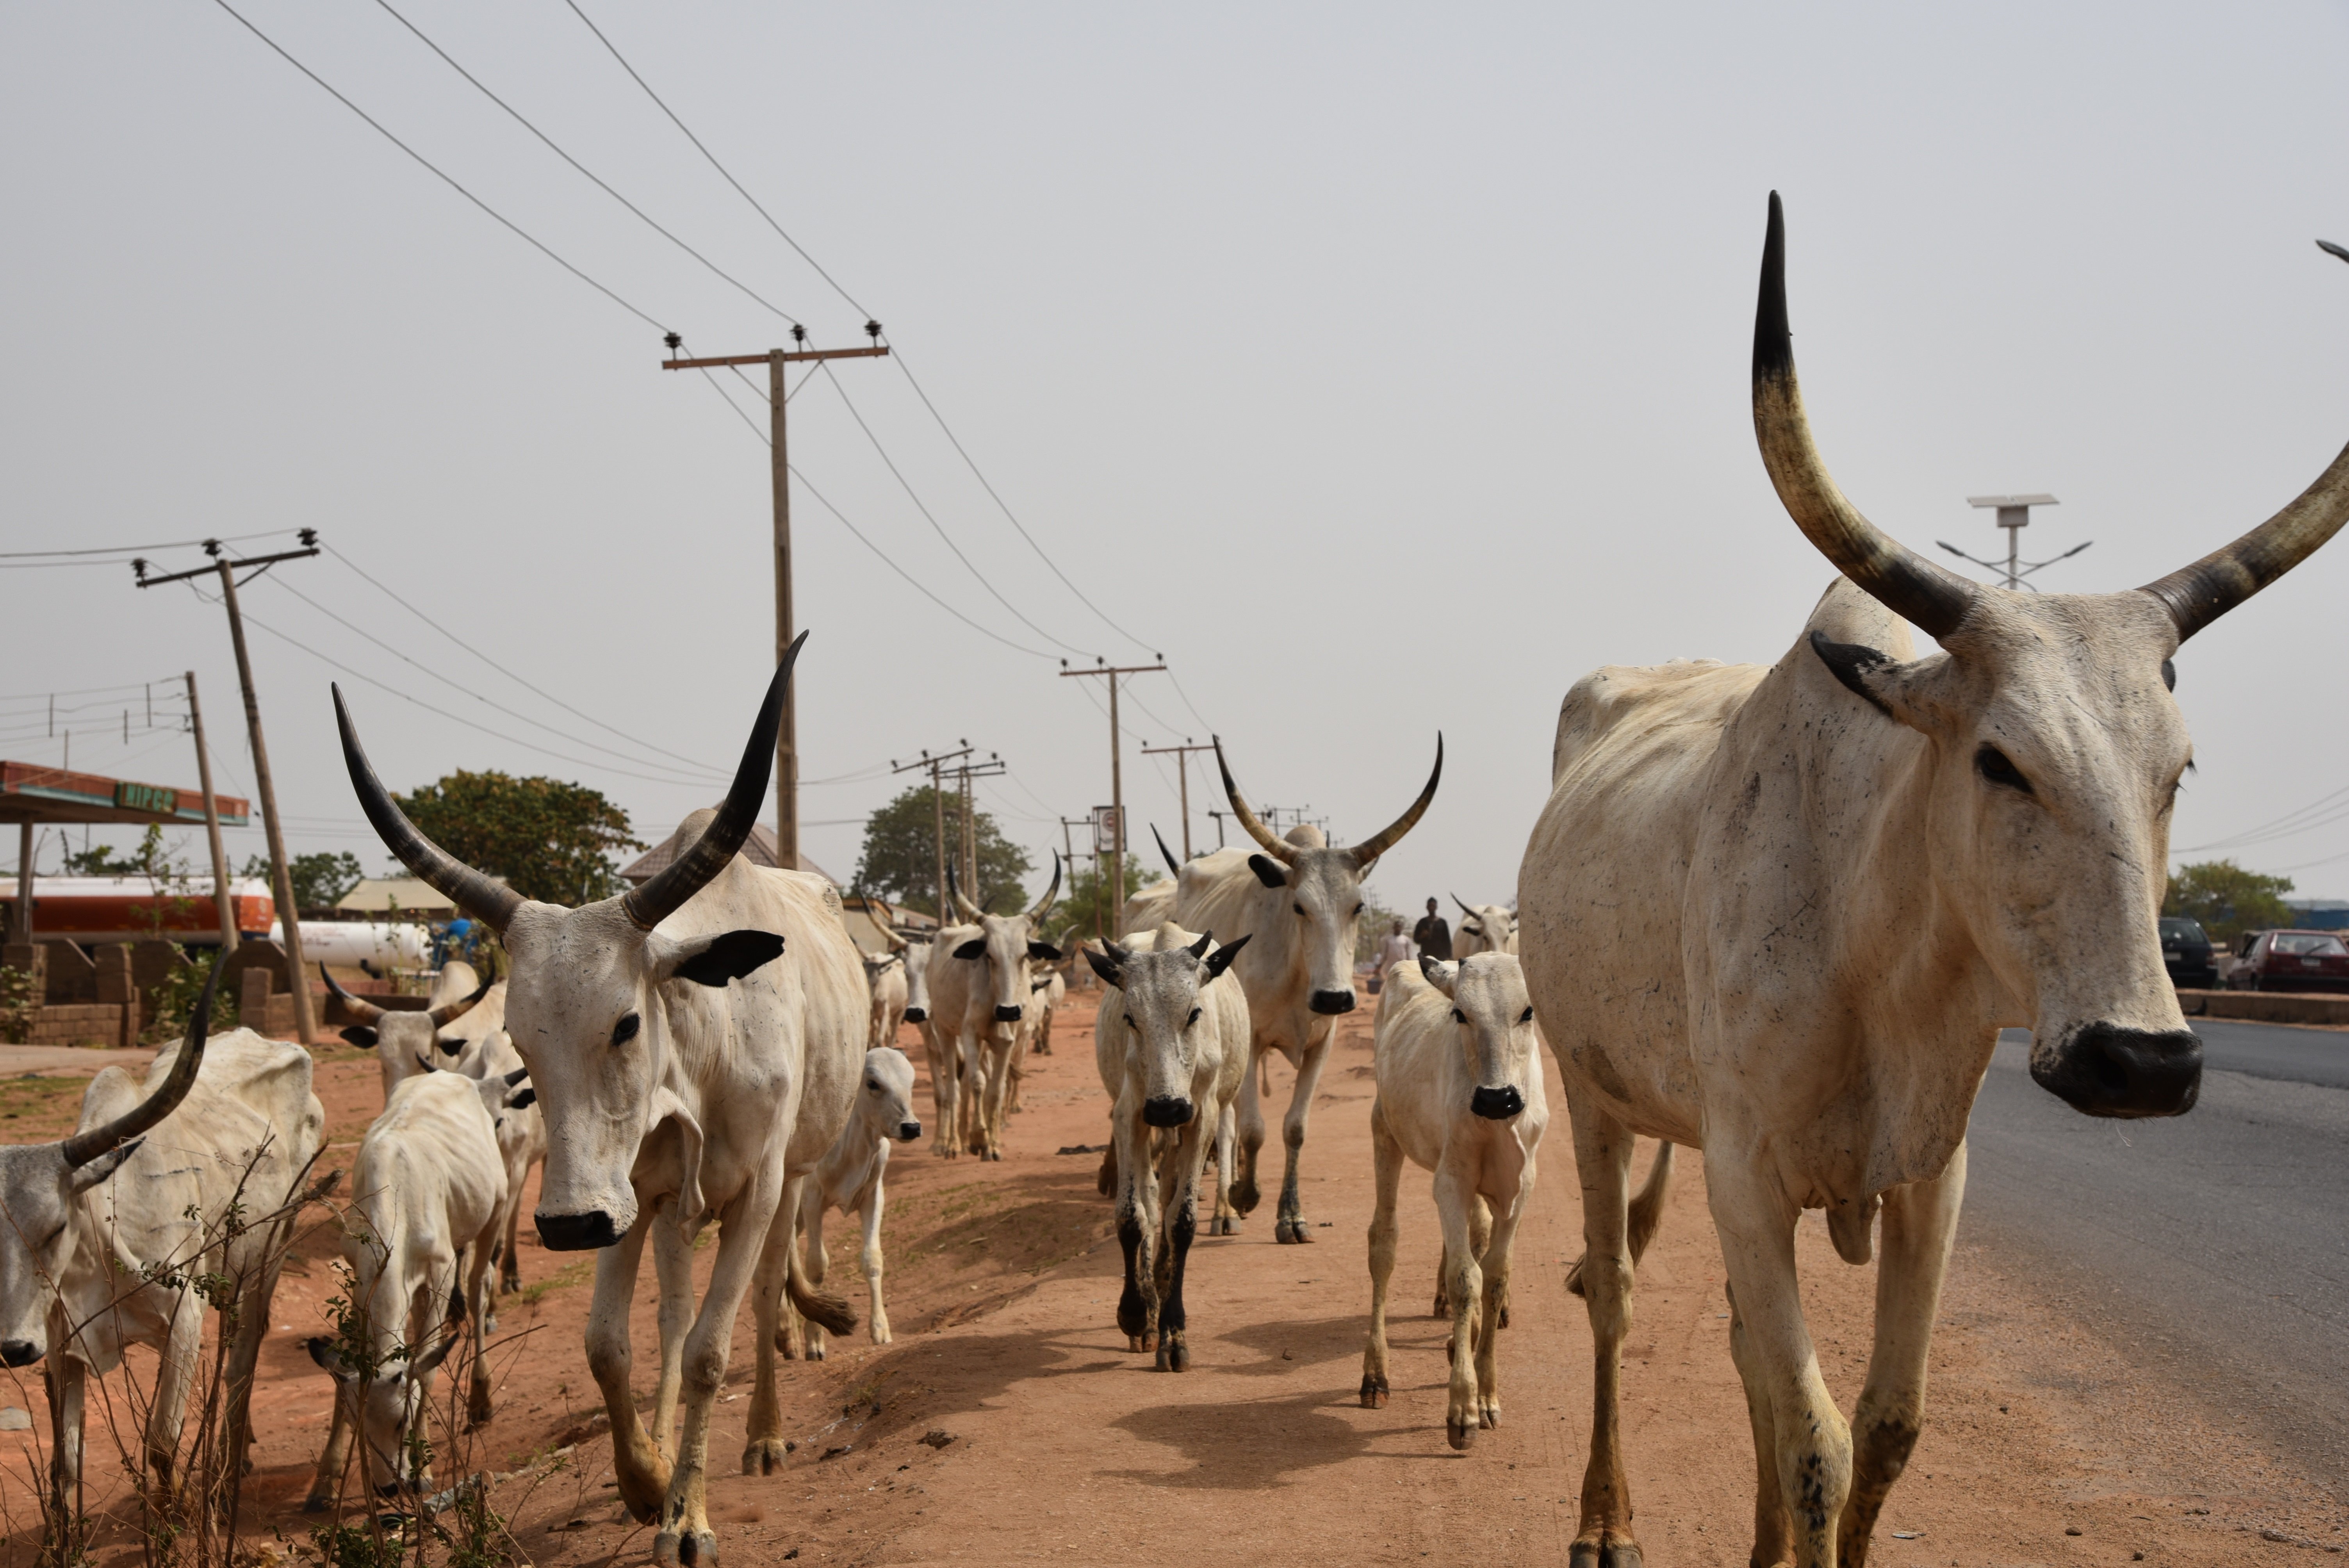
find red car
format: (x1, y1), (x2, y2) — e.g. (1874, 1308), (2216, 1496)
(2230, 929), (2349, 992)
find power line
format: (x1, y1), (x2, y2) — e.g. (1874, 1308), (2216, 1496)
(0, 528), (299, 561)
(559, 0), (872, 321)
(366, 0), (803, 328)
(205, 0), (669, 333)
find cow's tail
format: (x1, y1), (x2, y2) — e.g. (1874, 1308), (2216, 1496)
(784, 1228), (860, 1338)
(1565, 1140), (1676, 1298)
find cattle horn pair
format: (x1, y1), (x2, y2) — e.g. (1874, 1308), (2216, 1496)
(317, 963), (492, 1027)
(61, 961), (220, 1168)
(860, 890), (909, 952)
(1754, 190), (2349, 644)
(947, 853), (1062, 924)
(336, 633), (804, 934)
(1213, 735), (1442, 867)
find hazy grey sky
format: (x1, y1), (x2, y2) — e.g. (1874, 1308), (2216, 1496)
(5, 2), (2348, 910)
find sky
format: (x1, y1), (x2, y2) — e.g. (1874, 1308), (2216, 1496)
(4, 2), (2349, 914)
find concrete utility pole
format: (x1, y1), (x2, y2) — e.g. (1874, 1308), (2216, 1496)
(1139, 739), (1214, 860)
(1940, 495), (2089, 591)
(892, 744), (972, 923)
(135, 537), (320, 1044)
(184, 671), (237, 955)
(1060, 660), (1166, 931)
(662, 327), (891, 870)
(951, 753), (1007, 905)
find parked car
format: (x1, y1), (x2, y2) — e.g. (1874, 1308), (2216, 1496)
(2158, 916), (2218, 989)
(2228, 929), (2349, 993)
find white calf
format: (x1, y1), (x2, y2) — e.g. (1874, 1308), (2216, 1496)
(306, 1071), (507, 1501)
(782, 1047), (922, 1359)
(863, 951), (909, 1050)
(1362, 953), (1547, 1449)
(1085, 923), (1251, 1372)
(447, 1033), (545, 1326)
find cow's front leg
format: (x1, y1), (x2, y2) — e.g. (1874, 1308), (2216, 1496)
(802, 1203), (833, 1361)
(962, 1030), (991, 1156)
(925, 1026), (958, 1159)
(1476, 1169), (1534, 1434)
(743, 1197), (792, 1476)
(650, 1204), (696, 1459)
(305, 1376), (355, 1511)
(45, 1351), (86, 1525)
(859, 1174), (892, 1345)
(585, 1219), (668, 1523)
(1839, 1145), (1966, 1568)
(1113, 1112), (1157, 1352)
(1359, 1102), (1403, 1409)
(978, 1037), (1015, 1159)
(1432, 1167), (1484, 1450)
(1274, 1036), (1331, 1243)
(1210, 1101), (1242, 1233)
(1711, 1156), (1848, 1568)
(659, 1177), (788, 1568)
(1230, 1044), (1265, 1215)
(1567, 1105), (1642, 1567)
(1155, 1120), (1208, 1372)
(466, 1232), (501, 1429)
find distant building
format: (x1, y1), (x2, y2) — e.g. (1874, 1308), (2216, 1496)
(620, 821), (838, 888)
(2285, 898), (2349, 932)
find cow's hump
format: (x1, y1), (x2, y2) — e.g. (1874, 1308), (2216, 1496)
(1552, 659), (1764, 786)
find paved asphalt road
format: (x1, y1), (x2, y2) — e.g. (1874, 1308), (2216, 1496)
(1964, 1019), (2349, 1491)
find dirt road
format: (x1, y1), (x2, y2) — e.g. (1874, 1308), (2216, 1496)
(2, 992), (2342, 1564)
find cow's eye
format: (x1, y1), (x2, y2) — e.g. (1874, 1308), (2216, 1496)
(1451, 1008), (1467, 1024)
(1293, 903), (1306, 917)
(1187, 1007), (1201, 1026)
(866, 1078), (880, 1092)
(1975, 745), (2033, 795)
(1351, 903), (1362, 918)
(1124, 1012), (1135, 1027)
(1519, 1006), (1535, 1024)
(611, 1014), (641, 1047)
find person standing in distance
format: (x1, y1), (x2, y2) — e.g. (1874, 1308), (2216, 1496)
(1413, 897), (1452, 962)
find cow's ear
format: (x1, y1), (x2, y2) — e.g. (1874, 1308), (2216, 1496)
(1027, 940), (1061, 962)
(1247, 855), (1288, 889)
(340, 1025), (378, 1049)
(1418, 954), (1459, 998)
(954, 938), (987, 961)
(1083, 945), (1123, 989)
(666, 929), (786, 989)
(68, 1139), (143, 1194)
(1201, 933), (1249, 983)
(305, 1335), (359, 1383)
(1807, 632), (1948, 732)
(509, 1087), (537, 1111)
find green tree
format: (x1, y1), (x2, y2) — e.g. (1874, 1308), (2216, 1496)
(2165, 859), (2296, 949)
(1053, 854), (1162, 946)
(850, 786), (1035, 918)
(244, 851), (365, 911)
(390, 772), (643, 907)
(62, 824), (176, 878)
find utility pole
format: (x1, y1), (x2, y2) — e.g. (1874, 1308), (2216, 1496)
(1139, 738), (1214, 860)
(892, 743), (971, 924)
(136, 536), (321, 1044)
(950, 753), (1007, 905)
(184, 671), (237, 955)
(1939, 494), (2089, 590)
(1058, 816), (1099, 945)
(1060, 660), (1166, 930)
(1205, 809), (1229, 851)
(663, 326), (891, 869)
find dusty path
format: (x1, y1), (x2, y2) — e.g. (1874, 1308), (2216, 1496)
(1, 992), (2343, 1564)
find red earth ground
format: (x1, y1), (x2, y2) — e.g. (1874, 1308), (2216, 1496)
(0, 989), (2340, 1565)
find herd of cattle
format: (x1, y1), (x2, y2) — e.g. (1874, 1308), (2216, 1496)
(5, 194), (2346, 1568)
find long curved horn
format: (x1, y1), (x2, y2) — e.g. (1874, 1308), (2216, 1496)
(1025, 852), (1062, 923)
(863, 889), (908, 951)
(428, 975), (494, 1028)
(63, 960), (219, 1168)
(1212, 737), (1297, 865)
(1752, 192), (1977, 640)
(1451, 893), (1479, 922)
(623, 634), (803, 931)
(1152, 824), (1182, 877)
(317, 961), (385, 1025)
(2139, 448), (2349, 642)
(946, 861), (984, 922)
(1348, 735), (1444, 866)
(335, 686), (525, 932)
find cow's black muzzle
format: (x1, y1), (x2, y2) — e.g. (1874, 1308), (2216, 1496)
(898, 1121), (923, 1142)
(2032, 1024), (2202, 1119)
(1142, 1095), (1196, 1128)
(1470, 1085), (1525, 1121)
(0, 1340), (42, 1368)
(994, 1004), (1024, 1024)
(1309, 989), (1357, 1016)
(536, 1210), (623, 1251)
(904, 1006), (928, 1023)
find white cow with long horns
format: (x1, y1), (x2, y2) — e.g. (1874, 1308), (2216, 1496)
(1522, 192), (2349, 1568)
(321, 961), (500, 1098)
(0, 968), (324, 1508)
(934, 858), (1062, 1160)
(1150, 738), (1440, 1242)
(333, 636), (868, 1568)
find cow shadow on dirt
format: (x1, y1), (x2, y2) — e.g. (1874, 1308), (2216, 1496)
(1098, 1386), (1377, 1489)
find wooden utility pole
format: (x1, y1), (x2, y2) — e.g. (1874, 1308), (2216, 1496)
(137, 538), (320, 1044)
(1060, 661), (1166, 923)
(662, 330), (891, 869)
(1139, 738), (1214, 860)
(184, 671), (237, 955)
(950, 754), (1007, 905)
(892, 743), (971, 925)
(1060, 815), (1100, 943)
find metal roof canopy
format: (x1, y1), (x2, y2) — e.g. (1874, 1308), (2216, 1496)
(1, 761), (250, 829)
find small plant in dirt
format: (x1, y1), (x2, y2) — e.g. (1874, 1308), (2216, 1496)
(310, 1520), (403, 1568)
(0, 963), (38, 1044)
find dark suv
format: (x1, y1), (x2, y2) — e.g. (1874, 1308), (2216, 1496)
(2159, 916), (2218, 989)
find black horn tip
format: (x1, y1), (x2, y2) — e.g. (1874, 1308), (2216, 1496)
(1153, 824), (1181, 876)
(1754, 190), (1793, 385)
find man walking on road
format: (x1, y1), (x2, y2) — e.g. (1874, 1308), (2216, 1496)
(1413, 896), (1452, 962)
(1376, 918), (1415, 978)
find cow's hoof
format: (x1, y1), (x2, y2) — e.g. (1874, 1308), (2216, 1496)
(1446, 1418), (1474, 1452)
(1358, 1374), (1388, 1409)
(1567, 1531), (1642, 1568)
(1167, 1338), (1189, 1372)
(1497, 1304), (1511, 1330)
(656, 1527), (718, 1567)
(482, 1311), (499, 1336)
(1275, 1218), (1312, 1244)
(1210, 1213), (1239, 1236)
(808, 1343), (827, 1362)
(743, 1437), (789, 1475)
(1229, 1179), (1260, 1214)
(1431, 1294), (1449, 1318)
(1479, 1403), (1499, 1430)
(988, 1148), (1003, 1162)
(302, 1494), (332, 1515)
(502, 1274), (521, 1295)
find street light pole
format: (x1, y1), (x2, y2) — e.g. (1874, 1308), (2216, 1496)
(1939, 494), (2090, 591)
